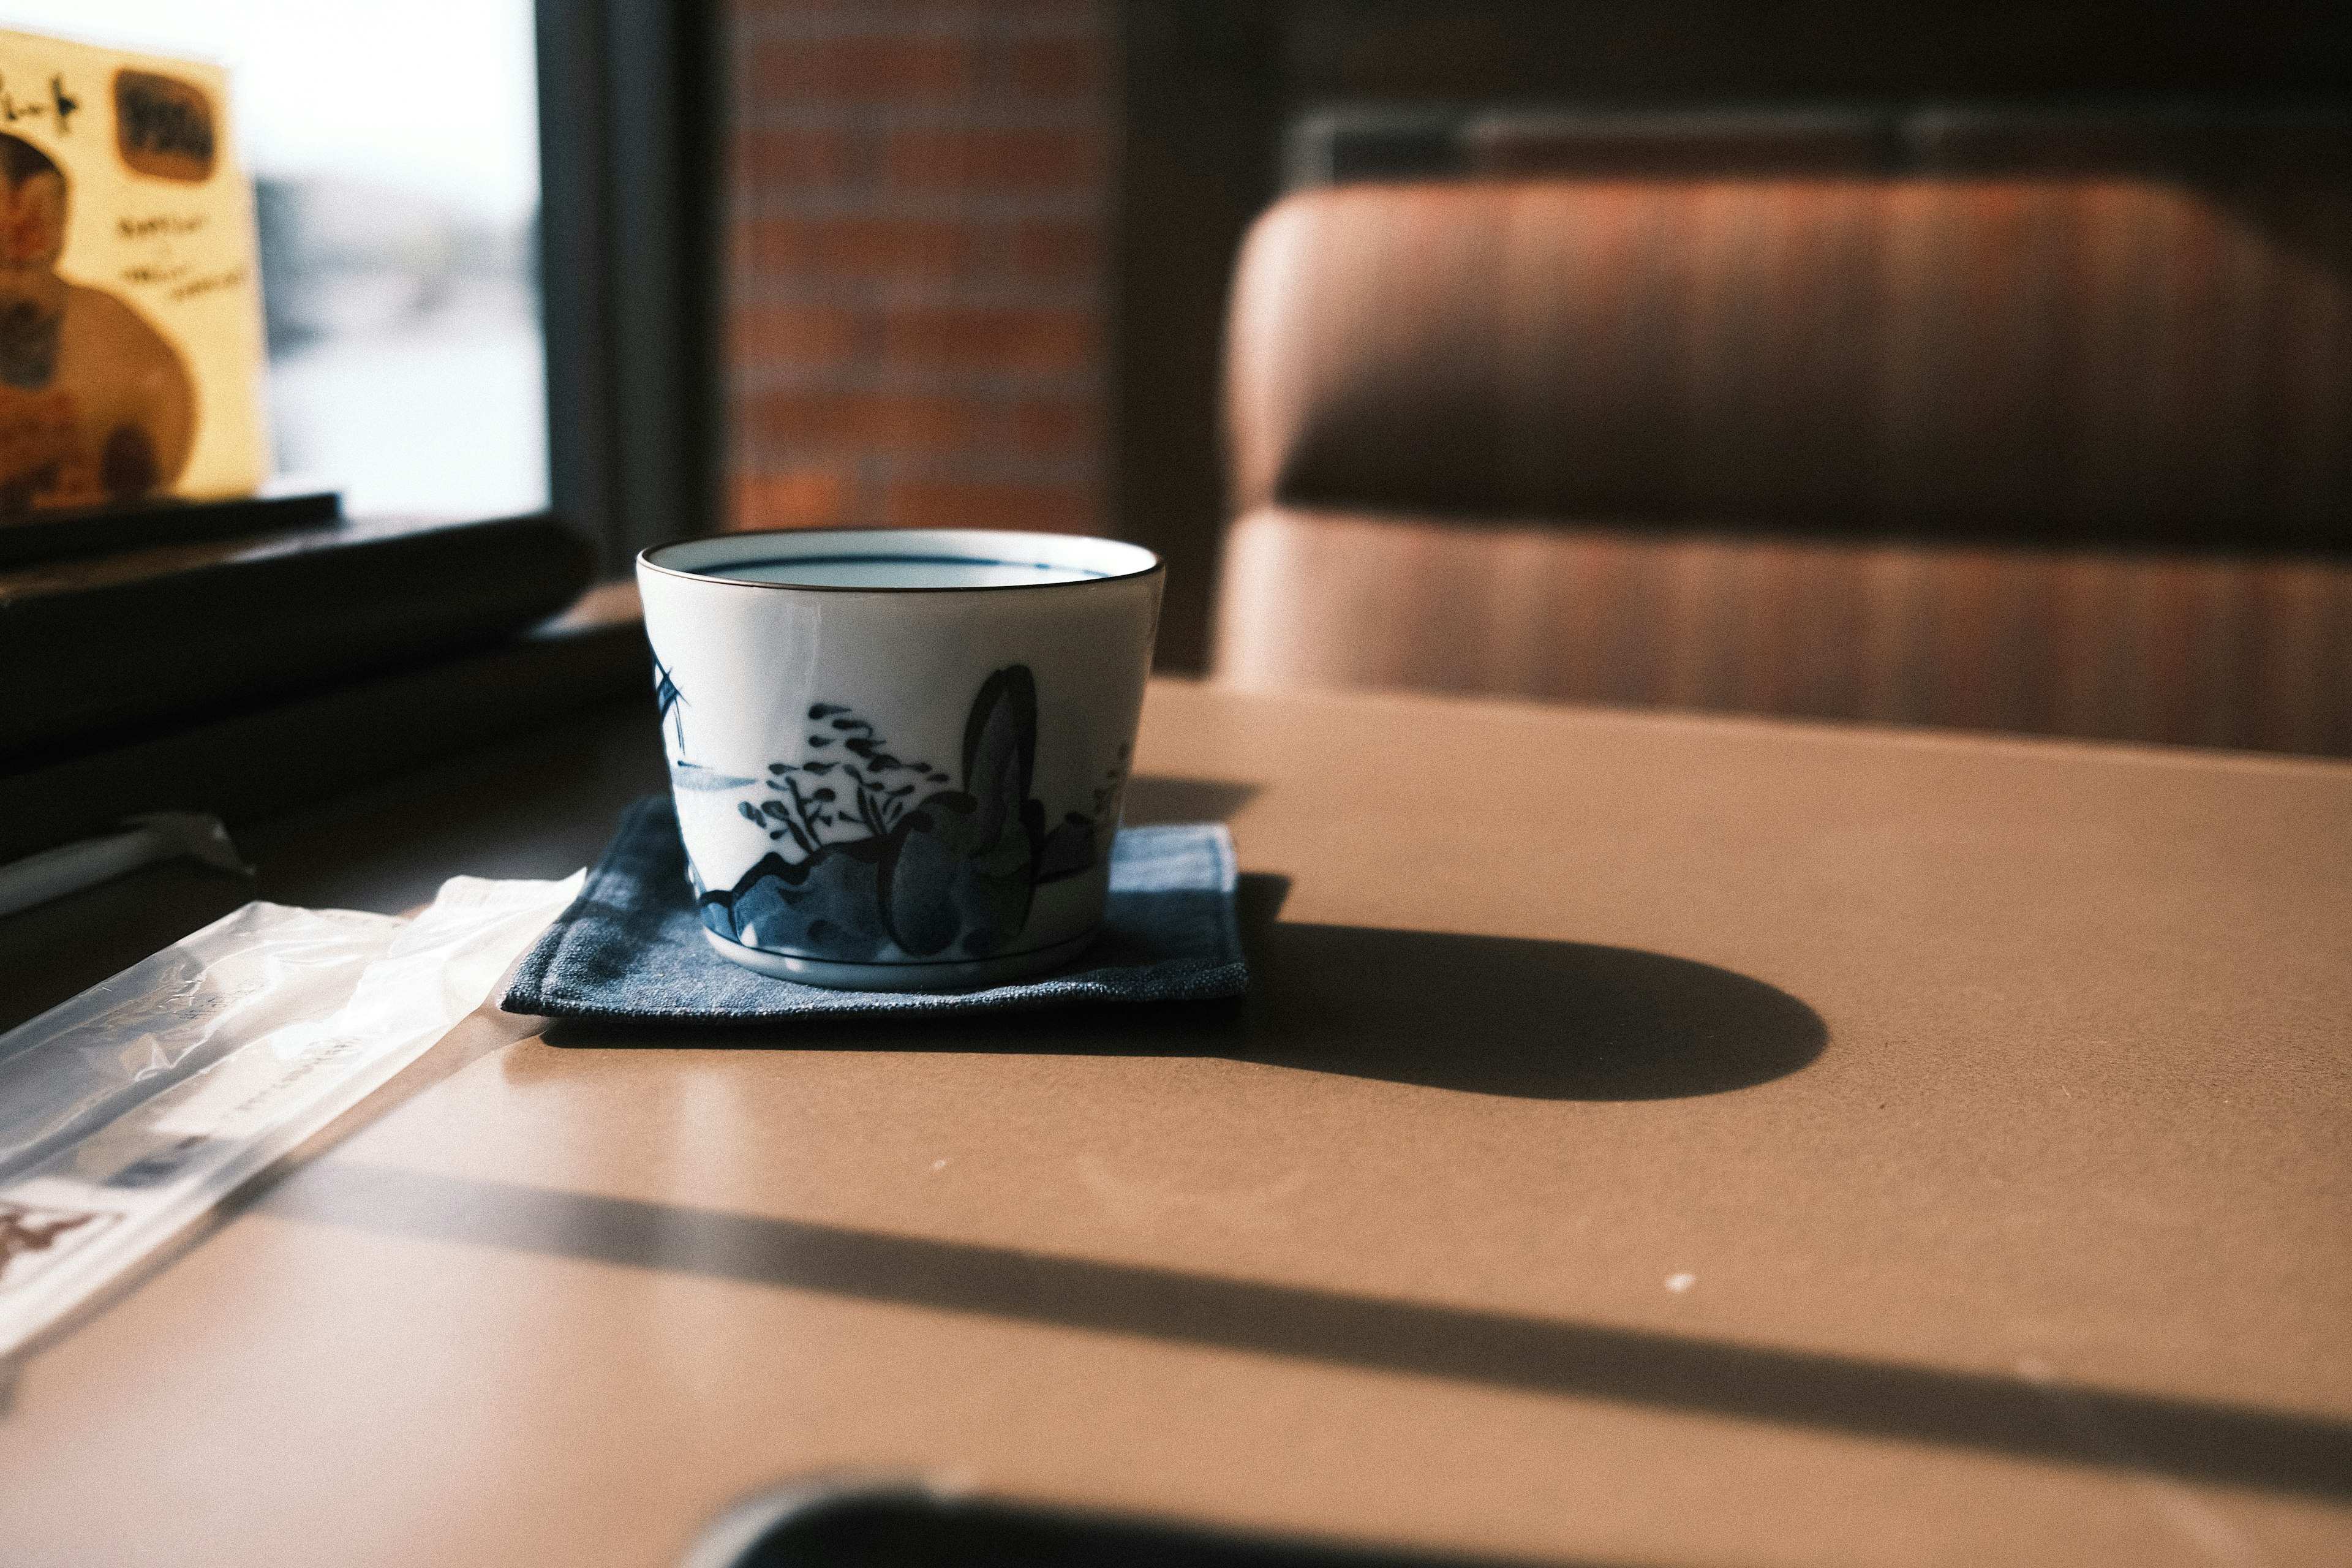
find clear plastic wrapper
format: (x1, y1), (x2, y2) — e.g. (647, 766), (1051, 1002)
(0, 872), (581, 1357)
(0, 903), (400, 1183)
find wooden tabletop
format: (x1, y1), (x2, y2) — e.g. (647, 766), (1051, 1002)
(4, 680), (2348, 1568)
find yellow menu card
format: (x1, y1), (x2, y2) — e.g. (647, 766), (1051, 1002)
(0, 28), (269, 514)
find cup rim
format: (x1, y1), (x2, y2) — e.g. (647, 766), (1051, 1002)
(638, 527), (1163, 594)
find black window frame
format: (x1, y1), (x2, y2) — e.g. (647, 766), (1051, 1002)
(536, 0), (729, 572)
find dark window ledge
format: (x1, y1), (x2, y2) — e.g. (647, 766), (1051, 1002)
(0, 584), (649, 865)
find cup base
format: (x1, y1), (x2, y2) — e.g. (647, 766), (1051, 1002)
(700, 927), (1096, 992)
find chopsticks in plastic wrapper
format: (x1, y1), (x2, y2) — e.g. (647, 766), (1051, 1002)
(0, 871), (582, 1358)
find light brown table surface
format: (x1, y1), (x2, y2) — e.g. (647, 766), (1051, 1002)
(2, 680), (2348, 1568)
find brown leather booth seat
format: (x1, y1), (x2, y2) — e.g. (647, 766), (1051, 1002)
(1214, 174), (2352, 754)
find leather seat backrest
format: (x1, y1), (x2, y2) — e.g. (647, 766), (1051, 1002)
(1227, 175), (2352, 548)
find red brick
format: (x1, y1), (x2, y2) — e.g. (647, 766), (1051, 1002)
(916, 0), (1099, 13)
(1008, 218), (1099, 280)
(741, 35), (980, 102)
(739, 214), (982, 280)
(725, 2), (1114, 536)
(820, 216), (979, 278)
(741, 0), (1101, 18)
(880, 305), (1096, 372)
(882, 477), (1099, 532)
(884, 126), (1105, 191)
(735, 127), (875, 190)
(1011, 36), (1106, 99)
(750, 389), (990, 453)
(1005, 391), (1099, 454)
(732, 303), (869, 369)
(736, 216), (805, 274)
(732, 465), (858, 530)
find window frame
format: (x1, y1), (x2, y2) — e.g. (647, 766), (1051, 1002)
(536, 0), (729, 572)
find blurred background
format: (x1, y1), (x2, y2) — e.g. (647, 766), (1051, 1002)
(721, 0), (2352, 755)
(2, 0), (547, 518)
(20, 1), (2352, 755)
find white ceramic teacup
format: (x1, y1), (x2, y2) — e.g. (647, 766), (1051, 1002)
(635, 528), (1164, 990)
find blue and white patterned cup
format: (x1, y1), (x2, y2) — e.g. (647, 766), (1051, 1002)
(636, 528), (1163, 990)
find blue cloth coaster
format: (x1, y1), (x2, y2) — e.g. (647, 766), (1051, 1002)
(500, 796), (1246, 1020)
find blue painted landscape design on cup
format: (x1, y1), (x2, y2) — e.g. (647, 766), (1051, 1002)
(694, 665), (1126, 962)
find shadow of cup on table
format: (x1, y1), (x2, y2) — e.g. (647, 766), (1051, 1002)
(538, 869), (1824, 1101)
(1218, 873), (1824, 1099)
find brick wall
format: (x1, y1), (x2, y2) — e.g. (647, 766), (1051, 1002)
(725, 0), (1113, 535)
